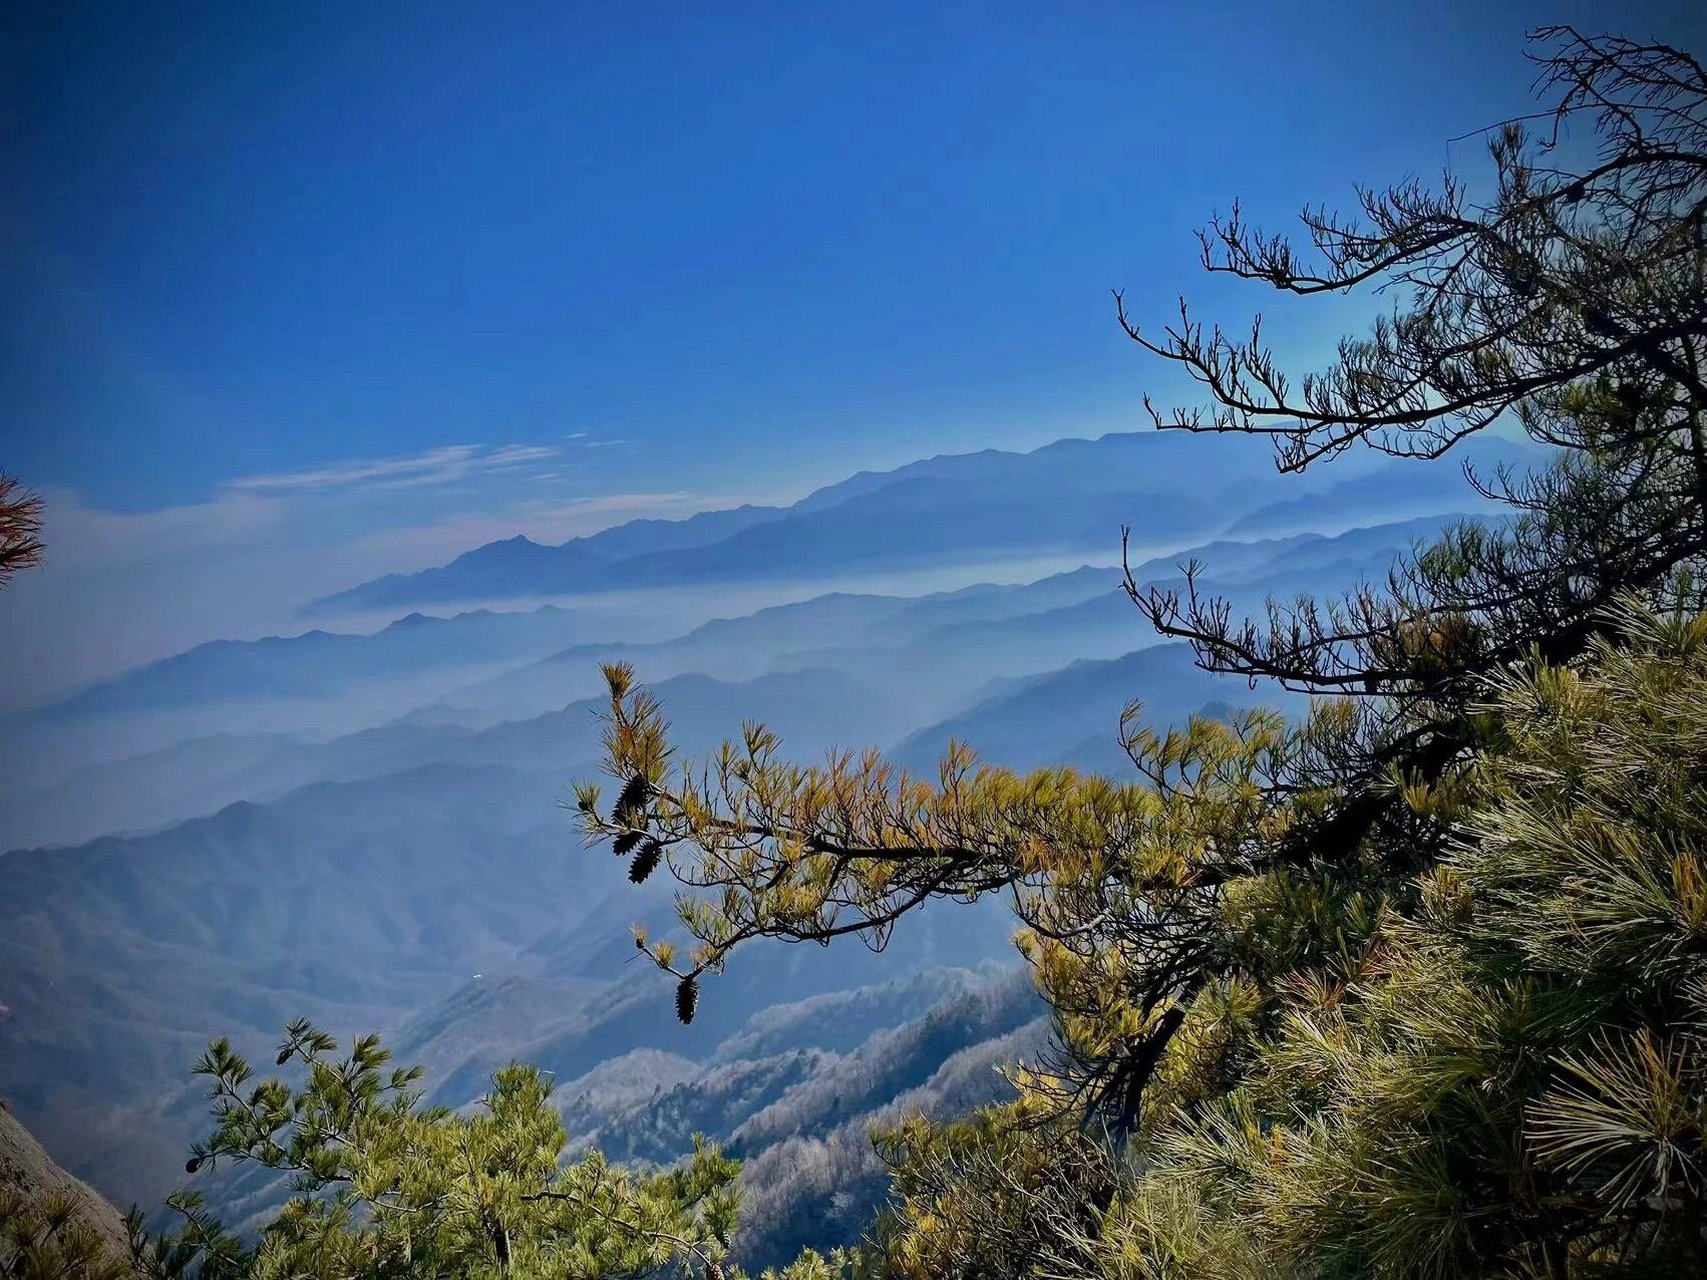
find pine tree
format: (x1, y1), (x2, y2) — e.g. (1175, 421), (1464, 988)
(0, 470), (45, 588)
(574, 27), (1707, 1278)
(1079, 606), (1707, 1276)
(141, 1021), (741, 1280)
(0, 1186), (134, 1280)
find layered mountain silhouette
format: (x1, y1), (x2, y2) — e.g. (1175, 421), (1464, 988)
(308, 431), (1479, 614)
(1, 427), (1550, 1251)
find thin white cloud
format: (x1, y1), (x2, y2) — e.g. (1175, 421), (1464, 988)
(5, 442), (741, 706)
(32, 442), (579, 574)
(38, 486), (286, 569)
(229, 443), (561, 494)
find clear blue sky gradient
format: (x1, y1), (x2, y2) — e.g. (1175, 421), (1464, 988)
(5, 0), (1705, 513)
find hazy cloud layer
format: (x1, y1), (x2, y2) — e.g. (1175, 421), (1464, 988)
(38, 487), (286, 569)
(0, 443), (715, 710)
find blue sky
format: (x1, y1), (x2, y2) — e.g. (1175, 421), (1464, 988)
(2, 0), (1703, 696)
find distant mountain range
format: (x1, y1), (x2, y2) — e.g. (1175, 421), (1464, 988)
(1, 516), (1469, 851)
(30, 604), (646, 720)
(308, 431), (1421, 614)
(890, 642), (1304, 774)
(313, 504), (790, 613)
(1225, 446), (1529, 537)
(0, 662), (917, 852)
(0, 426), (1551, 1251)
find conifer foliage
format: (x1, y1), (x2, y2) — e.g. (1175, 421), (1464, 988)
(1077, 608), (1707, 1276)
(0, 471), (44, 589)
(0, 1185), (133, 1280)
(578, 27), (1707, 1277)
(137, 1021), (742, 1280)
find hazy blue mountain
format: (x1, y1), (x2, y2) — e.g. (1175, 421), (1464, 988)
(426, 570), (1119, 723)
(288, 665), (918, 793)
(2, 664), (919, 852)
(789, 431), (1281, 515)
(892, 642), (1306, 774)
(881, 518), (1469, 681)
(1, 515), (1472, 851)
(0, 762), (601, 1207)
(307, 432), (1297, 614)
(311, 537), (610, 612)
(767, 517), (1469, 722)
(1125, 514), (1472, 586)
(563, 503), (790, 559)
(430, 591), (924, 721)
(428, 517), (1450, 729)
(1224, 437), (1546, 537)
(872, 588), (1141, 674)
(312, 505), (790, 614)
(0, 731), (310, 851)
(606, 472), (1204, 582)
(0, 599), (660, 829)
(874, 564), (1117, 631)
(24, 604), (637, 721)
(0, 668), (1006, 1210)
